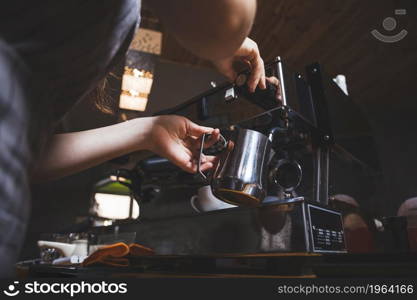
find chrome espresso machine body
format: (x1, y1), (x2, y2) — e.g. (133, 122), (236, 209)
(114, 57), (378, 255)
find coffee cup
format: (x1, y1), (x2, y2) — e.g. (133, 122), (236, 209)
(190, 185), (236, 213)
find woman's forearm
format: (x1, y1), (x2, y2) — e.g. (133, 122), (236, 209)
(31, 117), (154, 182)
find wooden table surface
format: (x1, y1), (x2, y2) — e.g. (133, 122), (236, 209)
(17, 252), (417, 278)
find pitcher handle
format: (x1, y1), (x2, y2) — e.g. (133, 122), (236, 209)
(197, 133), (208, 180)
(197, 133), (227, 180)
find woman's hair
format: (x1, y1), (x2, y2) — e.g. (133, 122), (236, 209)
(90, 74), (118, 115)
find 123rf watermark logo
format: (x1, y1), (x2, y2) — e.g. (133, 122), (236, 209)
(3, 281), (128, 297)
(3, 281), (20, 297)
(371, 9), (408, 43)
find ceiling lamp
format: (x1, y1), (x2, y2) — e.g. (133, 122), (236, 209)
(119, 27), (162, 112)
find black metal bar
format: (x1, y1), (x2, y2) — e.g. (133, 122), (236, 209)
(305, 63), (334, 145)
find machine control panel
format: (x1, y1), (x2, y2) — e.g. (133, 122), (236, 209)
(307, 204), (346, 253)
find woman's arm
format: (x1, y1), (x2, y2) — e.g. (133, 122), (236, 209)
(148, 0), (257, 60)
(148, 1), (265, 92)
(31, 116), (220, 182)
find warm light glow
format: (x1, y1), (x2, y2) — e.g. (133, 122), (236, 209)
(122, 74), (153, 94)
(109, 175), (128, 182)
(93, 193), (139, 220)
(119, 67), (154, 112)
(119, 93), (148, 111)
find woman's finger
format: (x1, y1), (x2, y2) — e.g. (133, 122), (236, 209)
(198, 161), (214, 172)
(159, 142), (196, 173)
(187, 121), (214, 137)
(247, 50), (266, 92)
(266, 76), (283, 101)
(203, 155), (218, 164)
(204, 128), (220, 148)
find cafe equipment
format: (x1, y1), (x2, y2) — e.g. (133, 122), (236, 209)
(198, 128), (272, 206)
(94, 57), (378, 256)
(88, 171), (141, 227)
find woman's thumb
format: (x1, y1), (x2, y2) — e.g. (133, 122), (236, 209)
(188, 121), (213, 136)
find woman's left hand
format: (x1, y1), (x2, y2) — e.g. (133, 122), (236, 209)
(212, 37), (266, 93)
(146, 115), (220, 173)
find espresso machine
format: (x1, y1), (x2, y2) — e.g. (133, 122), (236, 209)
(101, 57), (378, 256)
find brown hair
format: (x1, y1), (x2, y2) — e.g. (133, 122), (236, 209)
(90, 73), (119, 115)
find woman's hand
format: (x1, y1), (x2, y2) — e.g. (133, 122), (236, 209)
(147, 115), (220, 173)
(212, 37), (266, 93)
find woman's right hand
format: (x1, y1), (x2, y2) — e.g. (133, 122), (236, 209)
(212, 37), (266, 92)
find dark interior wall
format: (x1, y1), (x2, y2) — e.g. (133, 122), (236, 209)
(138, 59), (226, 117)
